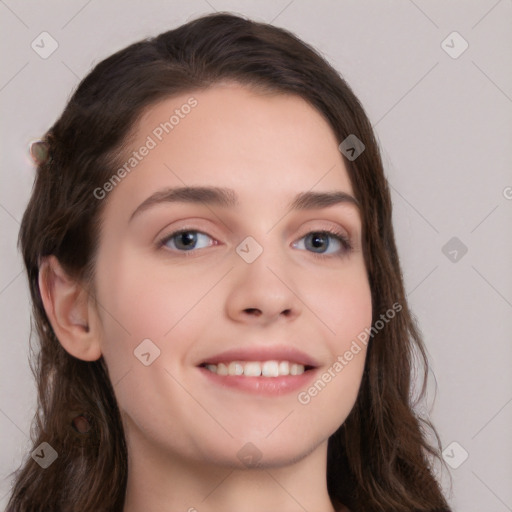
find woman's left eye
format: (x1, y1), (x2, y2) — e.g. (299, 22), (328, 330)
(293, 230), (352, 257)
(160, 230), (215, 252)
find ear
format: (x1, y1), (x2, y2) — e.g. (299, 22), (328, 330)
(38, 255), (102, 361)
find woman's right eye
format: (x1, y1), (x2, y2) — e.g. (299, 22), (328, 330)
(159, 230), (216, 253)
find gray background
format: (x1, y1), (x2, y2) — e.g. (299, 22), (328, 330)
(1, 1), (511, 510)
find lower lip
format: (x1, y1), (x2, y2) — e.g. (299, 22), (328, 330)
(198, 366), (318, 396)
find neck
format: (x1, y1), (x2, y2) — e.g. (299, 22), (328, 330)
(122, 421), (337, 512)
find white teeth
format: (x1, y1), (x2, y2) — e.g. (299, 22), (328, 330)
(217, 363), (228, 376)
(228, 361), (243, 376)
(278, 361), (290, 376)
(203, 360), (306, 377)
(262, 360), (279, 377)
(244, 362), (262, 377)
(290, 363), (303, 376)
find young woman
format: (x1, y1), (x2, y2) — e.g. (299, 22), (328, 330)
(7, 12), (451, 512)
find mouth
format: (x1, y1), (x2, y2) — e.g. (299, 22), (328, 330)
(199, 360), (315, 377)
(196, 347), (319, 395)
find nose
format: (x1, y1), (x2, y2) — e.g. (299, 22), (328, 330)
(225, 244), (302, 326)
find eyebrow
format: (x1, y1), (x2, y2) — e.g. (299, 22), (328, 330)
(129, 186), (359, 222)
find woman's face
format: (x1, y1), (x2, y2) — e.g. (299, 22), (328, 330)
(93, 83), (372, 468)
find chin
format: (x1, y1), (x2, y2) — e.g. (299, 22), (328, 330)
(196, 432), (328, 470)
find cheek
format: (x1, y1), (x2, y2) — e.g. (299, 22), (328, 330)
(92, 251), (222, 444)
(93, 248), (227, 377)
(96, 247), (191, 333)
(304, 258), (373, 348)
(287, 260), (371, 424)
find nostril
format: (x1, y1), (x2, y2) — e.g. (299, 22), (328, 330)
(244, 308), (261, 315)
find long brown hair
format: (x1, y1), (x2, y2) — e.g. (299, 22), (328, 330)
(8, 12), (450, 512)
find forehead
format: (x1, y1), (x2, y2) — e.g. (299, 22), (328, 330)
(105, 82), (354, 214)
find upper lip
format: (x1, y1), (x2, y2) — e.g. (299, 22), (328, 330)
(198, 346), (320, 368)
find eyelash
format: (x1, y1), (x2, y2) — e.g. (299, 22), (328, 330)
(157, 227), (353, 260)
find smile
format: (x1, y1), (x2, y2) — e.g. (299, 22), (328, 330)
(202, 360), (310, 377)
(197, 346), (319, 395)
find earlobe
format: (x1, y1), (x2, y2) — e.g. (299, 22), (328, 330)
(38, 255), (102, 361)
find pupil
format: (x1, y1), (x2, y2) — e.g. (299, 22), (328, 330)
(178, 232), (196, 249)
(310, 233), (327, 251)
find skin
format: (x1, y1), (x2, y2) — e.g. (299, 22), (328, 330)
(40, 83), (372, 512)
